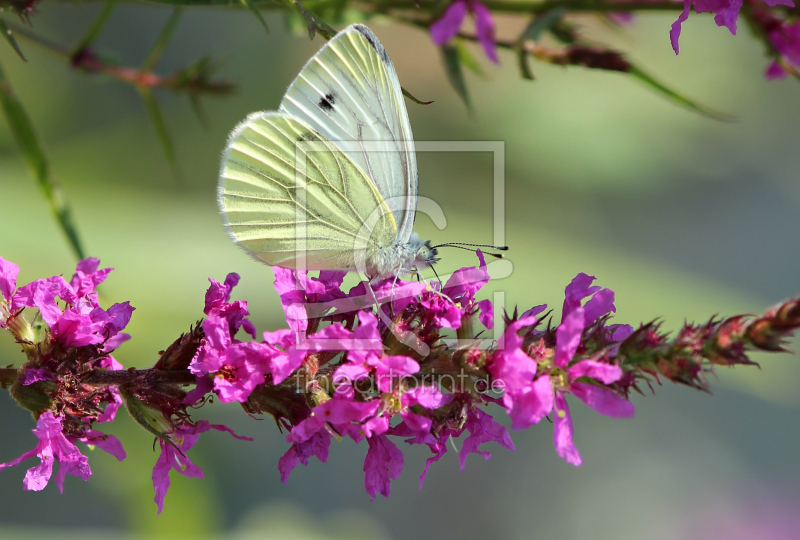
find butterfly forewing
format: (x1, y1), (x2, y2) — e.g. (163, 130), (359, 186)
(279, 24), (418, 244)
(219, 112), (397, 270)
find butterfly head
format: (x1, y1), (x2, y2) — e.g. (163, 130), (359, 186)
(414, 238), (440, 271)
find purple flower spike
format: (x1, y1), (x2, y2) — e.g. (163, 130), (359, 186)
(669, 0), (793, 55)
(0, 412), (91, 492)
(540, 277), (635, 465)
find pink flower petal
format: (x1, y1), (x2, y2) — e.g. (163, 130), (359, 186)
(80, 430), (126, 461)
(568, 359), (622, 385)
(520, 304), (547, 319)
(430, 0), (468, 46)
(286, 415), (326, 444)
(403, 385), (452, 409)
(69, 259), (112, 300)
(23, 449), (54, 492)
(97, 388), (123, 423)
(364, 434), (404, 500)
(397, 411), (435, 445)
(361, 415), (390, 438)
(671, 2), (692, 55)
(553, 394), (581, 466)
(555, 307), (585, 367)
(489, 315), (538, 392)
(582, 288), (615, 325)
(477, 299), (493, 329)
(278, 431), (331, 484)
(458, 408), (514, 469)
(22, 368), (53, 386)
(563, 273), (599, 318)
(765, 61), (787, 79)
(505, 374), (554, 430)
(12, 276), (76, 326)
(571, 382), (635, 418)
(209, 423), (254, 441)
(0, 256), (19, 302)
(472, 1), (499, 63)
(374, 355), (420, 392)
(418, 443), (447, 490)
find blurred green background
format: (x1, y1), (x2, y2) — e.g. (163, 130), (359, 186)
(1, 5), (799, 539)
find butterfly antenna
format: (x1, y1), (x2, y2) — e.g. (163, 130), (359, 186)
(430, 265), (442, 285)
(432, 242), (509, 259)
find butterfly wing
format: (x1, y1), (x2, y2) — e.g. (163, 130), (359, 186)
(218, 112), (397, 270)
(279, 24), (418, 245)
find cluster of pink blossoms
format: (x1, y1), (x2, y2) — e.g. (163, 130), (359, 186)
(429, 0), (800, 78)
(0, 257), (128, 491)
(2, 252), (795, 511)
(0, 256), (248, 511)
(185, 252), (636, 499)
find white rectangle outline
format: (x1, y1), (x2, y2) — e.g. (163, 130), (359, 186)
(292, 140), (507, 350)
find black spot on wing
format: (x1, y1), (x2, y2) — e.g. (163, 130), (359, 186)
(319, 93), (335, 112)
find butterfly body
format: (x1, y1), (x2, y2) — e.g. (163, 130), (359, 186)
(218, 24), (435, 280)
(369, 233), (439, 279)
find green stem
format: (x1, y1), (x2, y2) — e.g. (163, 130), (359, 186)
(80, 368), (197, 387)
(71, 0), (118, 56)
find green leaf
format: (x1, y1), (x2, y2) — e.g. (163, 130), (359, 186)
(0, 61), (86, 260)
(71, 0), (117, 56)
(284, 0), (336, 40)
(239, 0), (270, 33)
(518, 8), (567, 44)
(119, 387), (176, 446)
(0, 19), (26, 62)
(628, 65), (735, 122)
(441, 43), (472, 113)
(515, 9), (566, 81)
(141, 7), (183, 72)
(454, 39), (484, 77)
(518, 48), (534, 80)
(137, 86), (184, 184)
(402, 87), (433, 105)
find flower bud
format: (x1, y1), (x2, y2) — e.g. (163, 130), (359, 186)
(9, 378), (56, 415)
(119, 387), (173, 441)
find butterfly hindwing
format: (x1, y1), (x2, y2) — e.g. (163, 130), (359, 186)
(280, 24), (418, 244)
(219, 112), (397, 270)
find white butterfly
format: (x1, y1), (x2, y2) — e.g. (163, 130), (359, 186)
(218, 24), (439, 280)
